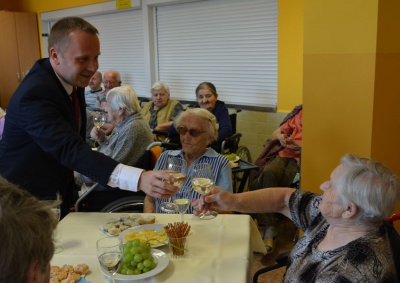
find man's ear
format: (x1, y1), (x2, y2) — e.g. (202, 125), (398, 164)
(342, 202), (358, 219)
(49, 47), (60, 65)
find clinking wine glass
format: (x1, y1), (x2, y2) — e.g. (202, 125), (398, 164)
(159, 157), (188, 213)
(96, 237), (123, 283)
(191, 163), (217, 220)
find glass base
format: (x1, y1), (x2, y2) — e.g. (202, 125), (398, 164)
(198, 210), (218, 220)
(54, 245), (63, 254)
(160, 202), (178, 214)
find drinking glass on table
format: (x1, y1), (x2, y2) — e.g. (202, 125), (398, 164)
(47, 197), (63, 253)
(191, 163), (217, 220)
(96, 237), (123, 283)
(159, 157), (187, 213)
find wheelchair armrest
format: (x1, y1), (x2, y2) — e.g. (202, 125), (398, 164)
(221, 133), (242, 153)
(74, 183), (98, 212)
(152, 130), (169, 137)
(160, 142), (180, 150)
(252, 250), (291, 283)
(275, 251), (290, 266)
(224, 132), (242, 142)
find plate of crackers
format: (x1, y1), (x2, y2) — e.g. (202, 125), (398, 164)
(50, 264), (89, 283)
(100, 214), (156, 236)
(119, 224), (168, 248)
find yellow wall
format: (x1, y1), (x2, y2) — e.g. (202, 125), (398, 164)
(278, 0), (303, 113)
(302, 0), (377, 190)
(303, 0), (400, 230)
(12, 0), (109, 13)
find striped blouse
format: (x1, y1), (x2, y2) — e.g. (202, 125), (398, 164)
(154, 148), (232, 214)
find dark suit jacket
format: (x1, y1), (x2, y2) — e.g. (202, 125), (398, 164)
(0, 58), (119, 214)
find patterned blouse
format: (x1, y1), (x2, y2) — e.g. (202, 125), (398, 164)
(285, 190), (397, 283)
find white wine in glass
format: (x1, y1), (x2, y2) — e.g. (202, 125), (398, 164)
(97, 237), (123, 283)
(160, 157), (187, 213)
(190, 163), (217, 220)
(93, 112), (107, 129)
(192, 177), (214, 195)
(172, 185), (192, 221)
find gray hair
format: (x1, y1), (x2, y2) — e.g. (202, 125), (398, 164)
(151, 82), (170, 95)
(0, 177), (58, 282)
(174, 108), (219, 141)
(195, 82), (218, 99)
(334, 153), (399, 225)
(104, 69), (121, 82)
(48, 16), (98, 55)
(107, 85), (141, 116)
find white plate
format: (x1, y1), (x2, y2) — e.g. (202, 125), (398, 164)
(119, 224), (167, 248)
(100, 214), (144, 236)
(234, 156), (240, 162)
(100, 249), (169, 281)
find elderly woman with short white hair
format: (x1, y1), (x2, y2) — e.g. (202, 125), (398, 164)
(90, 85), (153, 167)
(202, 153), (400, 282)
(144, 108), (232, 214)
(141, 82), (184, 133)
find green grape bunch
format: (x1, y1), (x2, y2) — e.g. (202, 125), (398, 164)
(118, 239), (157, 275)
(224, 153), (237, 161)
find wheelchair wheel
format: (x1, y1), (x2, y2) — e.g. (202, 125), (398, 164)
(236, 146), (252, 163)
(100, 195), (145, 213)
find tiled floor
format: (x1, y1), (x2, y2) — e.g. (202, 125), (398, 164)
(251, 216), (297, 283)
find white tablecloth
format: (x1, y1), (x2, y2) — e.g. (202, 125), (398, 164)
(52, 212), (265, 283)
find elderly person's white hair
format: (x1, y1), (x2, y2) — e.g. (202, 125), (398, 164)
(151, 82), (170, 95)
(106, 85), (141, 116)
(174, 108), (219, 141)
(334, 153), (399, 225)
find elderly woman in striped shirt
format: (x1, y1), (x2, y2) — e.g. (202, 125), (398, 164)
(144, 108), (232, 214)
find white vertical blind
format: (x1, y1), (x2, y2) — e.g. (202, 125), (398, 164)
(83, 10), (147, 97)
(156, 0), (277, 108)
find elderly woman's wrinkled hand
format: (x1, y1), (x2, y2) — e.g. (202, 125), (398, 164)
(284, 138), (301, 151)
(90, 126), (106, 144)
(201, 186), (235, 212)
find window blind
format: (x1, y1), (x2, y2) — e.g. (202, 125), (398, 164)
(155, 0), (277, 108)
(82, 10), (147, 97)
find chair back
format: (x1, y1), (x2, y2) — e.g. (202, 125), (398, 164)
(229, 112), (237, 134)
(142, 142), (180, 170)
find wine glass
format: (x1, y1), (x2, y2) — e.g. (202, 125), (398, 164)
(172, 185), (192, 221)
(93, 111), (107, 130)
(159, 157), (188, 213)
(47, 196), (63, 254)
(96, 237), (123, 283)
(191, 163), (217, 220)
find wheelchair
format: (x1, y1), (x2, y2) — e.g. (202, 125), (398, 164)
(74, 141), (179, 213)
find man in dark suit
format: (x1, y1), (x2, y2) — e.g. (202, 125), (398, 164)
(0, 17), (178, 216)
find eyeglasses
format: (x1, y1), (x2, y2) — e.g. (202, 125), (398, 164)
(104, 80), (118, 85)
(176, 125), (206, 137)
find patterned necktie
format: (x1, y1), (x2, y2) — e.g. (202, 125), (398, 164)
(70, 87), (81, 131)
